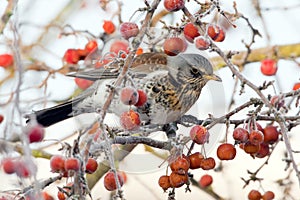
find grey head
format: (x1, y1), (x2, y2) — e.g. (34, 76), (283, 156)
(166, 53), (221, 85)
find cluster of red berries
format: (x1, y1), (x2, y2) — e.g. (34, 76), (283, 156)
(248, 189), (275, 200)
(158, 125), (217, 190)
(158, 152), (216, 191)
(50, 155), (98, 176)
(0, 54), (14, 68)
(63, 40), (98, 65)
(233, 123), (280, 158)
(163, 23), (226, 56)
(1, 157), (36, 178)
(119, 86), (147, 131)
(161, 0), (226, 56)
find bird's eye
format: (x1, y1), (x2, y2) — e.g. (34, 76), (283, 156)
(190, 67), (201, 77)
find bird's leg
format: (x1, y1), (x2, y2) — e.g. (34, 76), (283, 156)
(162, 122), (178, 138)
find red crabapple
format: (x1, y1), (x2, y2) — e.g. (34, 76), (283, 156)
(50, 155), (65, 172)
(28, 124), (45, 143)
(120, 110), (141, 130)
(64, 158), (80, 171)
(200, 157), (216, 170)
(249, 130), (264, 145)
(293, 82), (300, 90)
(85, 40), (98, 52)
(104, 171), (124, 191)
(120, 22), (139, 40)
(195, 36), (211, 50)
(260, 59), (277, 76)
(248, 189), (262, 200)
(103, 20), (115, 34)
(188, 152), (204, 169)
(199, 174), (213, 188)
(1, 157), (16, 174)
(75, 78), (93, 90)
(163, 37), (186, 56)
(0, 54), (14, 68)
(217, 143), (236, 160)
(158, 175), (171, 191)
(85, 158), (98, 174)
(189, 125), (209, 144)
(207, 24), (225, 42)
(169, 172), (188, 188)
(183, 22), (200, 43)
(110, 40), (129, 55)
(263, 125), (279, 144)
(120, 86), (139, 105)
(134, 89), (147, 107)
(169, 156), (190, 175)
(163, 0), (185, 12)
(233, 127), (249, 143)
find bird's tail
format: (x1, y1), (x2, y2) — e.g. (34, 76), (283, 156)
(26, 100), (76, 127)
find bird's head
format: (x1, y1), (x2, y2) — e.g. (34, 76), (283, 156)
(167, 54), (221, 87)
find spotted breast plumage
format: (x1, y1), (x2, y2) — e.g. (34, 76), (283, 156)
(28, 52), (221, 127)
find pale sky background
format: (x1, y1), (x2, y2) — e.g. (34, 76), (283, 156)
(0, 0), (300, 199)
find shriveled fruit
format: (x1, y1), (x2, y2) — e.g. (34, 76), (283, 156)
(158, 175), (171, 191)
(255, 143), (270, 158)
(243, 142), (260, 154)
(169, 156), (190, 175)
(63, 49), (79, 64)
(200, 157), (216, 170)
(188, 152), (204, 169)
(169, 172), (188, 188)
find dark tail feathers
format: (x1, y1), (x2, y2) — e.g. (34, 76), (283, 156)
(26, 100), (75, 127)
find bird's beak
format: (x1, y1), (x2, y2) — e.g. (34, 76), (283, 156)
(205, 74), (222, 82)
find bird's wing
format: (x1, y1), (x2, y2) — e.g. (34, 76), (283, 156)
(67, 67), (119, 81)
(129, 53), (169, 79)
(67, 53), (169, 81)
